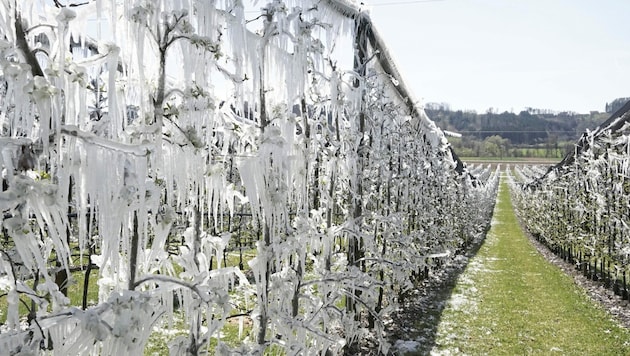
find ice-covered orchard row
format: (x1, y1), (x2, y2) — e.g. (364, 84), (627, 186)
(0, 0), (498, 354)
(510, 108), (630, 300)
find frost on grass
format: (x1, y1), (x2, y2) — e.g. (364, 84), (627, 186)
(388, 232), (495, 355)
(427, 219), (504, 354)
(432, 271), (480, 348)
(394, 339), (421, 353)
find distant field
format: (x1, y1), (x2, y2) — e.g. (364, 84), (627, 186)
(461, 157), (560, 165)
(510, 147), (566, 159)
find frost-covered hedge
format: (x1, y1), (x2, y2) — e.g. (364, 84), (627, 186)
(511, 112), (630, 299)
(0, 0), (498, 354)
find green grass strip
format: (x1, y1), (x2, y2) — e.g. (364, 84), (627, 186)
(430, 180), (630, 355)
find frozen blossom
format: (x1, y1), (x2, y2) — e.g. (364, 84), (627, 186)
(0, 0), (498, 354)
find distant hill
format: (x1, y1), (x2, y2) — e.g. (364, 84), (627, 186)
(425, 104), (612, 145)
(424, 98), (630, 158)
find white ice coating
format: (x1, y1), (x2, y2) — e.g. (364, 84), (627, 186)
(511, 107), (630, 283)
(0, 0), (499, 354)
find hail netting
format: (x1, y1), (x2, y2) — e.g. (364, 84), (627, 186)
(0, 0), (498, 354)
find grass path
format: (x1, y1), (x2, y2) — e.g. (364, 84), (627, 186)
(429, 179), (630, 355)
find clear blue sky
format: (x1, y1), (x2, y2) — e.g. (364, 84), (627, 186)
(368, 0), (630, 114)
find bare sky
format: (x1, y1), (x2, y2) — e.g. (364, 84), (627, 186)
(368, 0), (630, 114)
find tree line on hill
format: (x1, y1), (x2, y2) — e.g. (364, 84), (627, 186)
(425, 98), (629, 159)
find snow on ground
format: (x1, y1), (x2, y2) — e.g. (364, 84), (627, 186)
(393, 340), (422, 353)
(386, 199), (502, 355)
(384, 242), (493, 354)
(429, 266), (481, 353)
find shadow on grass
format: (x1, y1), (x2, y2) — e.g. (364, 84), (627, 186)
(384, 231), (489, 355)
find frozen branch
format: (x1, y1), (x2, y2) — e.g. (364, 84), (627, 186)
(14, 11), (45, 78)
(61, 125), (153, 156)
(132, 274), (211, 303)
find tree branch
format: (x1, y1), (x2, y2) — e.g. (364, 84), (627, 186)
(132, 274), (211, 302)
(53, 0), (90, 8)
(14, 11), (45, 78)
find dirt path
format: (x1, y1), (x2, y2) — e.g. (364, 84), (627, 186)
(389, 179), (630, 355)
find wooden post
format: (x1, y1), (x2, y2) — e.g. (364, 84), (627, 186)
(128, 211), (139, 290)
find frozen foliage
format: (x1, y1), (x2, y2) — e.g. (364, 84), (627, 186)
(511, 108), (630, 299)
(0, 0), (498, 354)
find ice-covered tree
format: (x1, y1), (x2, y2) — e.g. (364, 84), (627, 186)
(0, 0), (498, 354)
(511, 107), (630, 301)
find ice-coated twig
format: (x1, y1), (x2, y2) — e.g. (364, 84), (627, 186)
(132, 274), (211, 302)
(61, 125), (153, 156)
